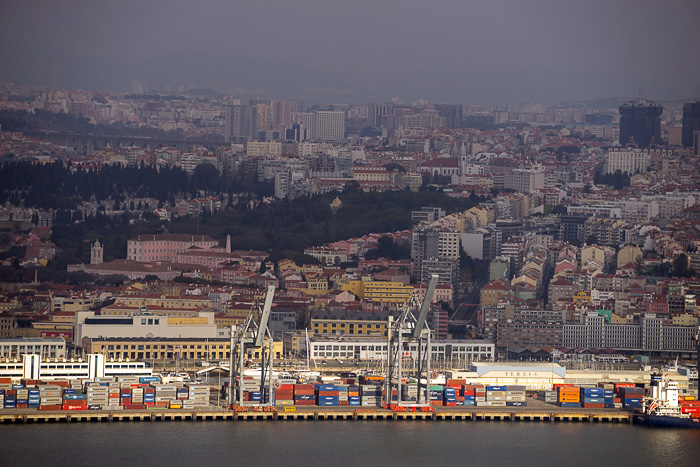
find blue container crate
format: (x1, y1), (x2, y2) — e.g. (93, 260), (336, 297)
(315, 384), (336, 392)
(604, 403), (616, 409)
(28, 389), (39, 395)
(486, 386), (507, 391)
(506, 401), (527, 407)
(63, 394), (87, 400)
(463, 400), (475, 406)
(12, 385), (24, 389)
(583, 397), (605, 403)
(464, 395), (475, 401)
(295, 394), (314, 401)
(559, 402), (581, 408)
(16, 399), (28, 404)
(349, 400), (360, 406)
(139, 376), (161, 383)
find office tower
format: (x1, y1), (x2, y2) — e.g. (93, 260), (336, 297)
(618, 99), (662, 148)
(434, 103), (464, 129)
(682, 101), (700, 148)
(314, 110), (345, 142)
(368, 103), (388, 127)
(225, 105), (257, 142)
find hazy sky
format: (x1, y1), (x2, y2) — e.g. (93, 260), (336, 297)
(2, 0), (699, 103)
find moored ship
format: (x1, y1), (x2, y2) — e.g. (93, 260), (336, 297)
(633, 374), (700, 428)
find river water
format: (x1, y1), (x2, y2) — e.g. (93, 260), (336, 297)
(1, 421), (699, 466)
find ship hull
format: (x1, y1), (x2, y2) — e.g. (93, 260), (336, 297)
(633, 414), (700, 429)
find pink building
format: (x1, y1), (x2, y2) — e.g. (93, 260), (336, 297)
(127, 234), (222, 262)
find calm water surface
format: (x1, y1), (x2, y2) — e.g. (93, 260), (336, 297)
(1, 421), (699, 466)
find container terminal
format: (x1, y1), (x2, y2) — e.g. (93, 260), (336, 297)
(1, 280), (697, 425)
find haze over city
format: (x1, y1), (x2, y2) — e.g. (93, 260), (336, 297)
(1, 0), (699, 104)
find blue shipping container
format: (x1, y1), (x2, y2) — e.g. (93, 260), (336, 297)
(486, 386), (507, 391)
(506, 401), (527, 407)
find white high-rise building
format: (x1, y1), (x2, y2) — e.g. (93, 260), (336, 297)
(314, 110), (345, 142)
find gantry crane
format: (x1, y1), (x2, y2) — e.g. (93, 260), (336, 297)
(385, 274), (439, 407)
(228, 285), (275, 407)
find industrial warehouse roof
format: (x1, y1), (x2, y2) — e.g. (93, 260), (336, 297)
(469, 362), (567, 378)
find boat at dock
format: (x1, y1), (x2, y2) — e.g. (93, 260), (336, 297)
(633, 374), (700, 429)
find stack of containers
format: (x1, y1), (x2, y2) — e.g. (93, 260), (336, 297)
(360, 384), (382, 406)
(597, 383), (615, 408)
(348, 384), (360, 406)
(463, 384), (480, 406)
(107, 382), (121, 409)
(4, 389), (16, 409)
(445, 379), (464, 406)
(39, 385), (62, 410)
(28, 388), (40, 408)
(153, 384), (177, 409)
(315, 384), (339, 406)
(680, 400), (700, 417)
(293, 383), (315, 406)
(401, 381), (418, 402)
(62, 388), (88, 411)
(485, 386), (507, 407)
(337, 385), (349, 406)
(619, 386), (644, 409)
(557, 386), (581, 407)
(475, 386), (487, 406)
(443, 386), (457, 407)
(176, 386), (189, 401)
(86, 383), (109, 408)
(120, 387), (132, 406)
(0, 389), (4, 409)
(542, 390), (558, 403)
(429, 384), (443, 407)
(131, 386), (144, 406)
(275, 384), (295, 406)
(15, 387), (29, 409)
(581, 387), (606, 408)
(185, 384), (209, 408)
(144, 387), (155, 408)
(506, 385), (527, 407)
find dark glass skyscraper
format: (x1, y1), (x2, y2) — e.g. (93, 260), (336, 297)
(618, 99), (662, 148)
(682, 101), (700, 148)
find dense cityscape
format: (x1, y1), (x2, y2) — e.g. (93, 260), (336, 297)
(1, 2), (700, 461)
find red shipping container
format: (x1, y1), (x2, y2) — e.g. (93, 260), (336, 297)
(278, 384), (294, 391)
(294, 400), (315, 406)
(444, 401), (457, 407)
(155, 401), (169, 408)
(339, 401), (349, 406)
(16, 403), (28, 409)
(124, 404), (147, 410)
(317, 391), (339, 397)
(63, 405), (87, 411)
(583, 403), (605, 408)
(38, 405), (62, 411)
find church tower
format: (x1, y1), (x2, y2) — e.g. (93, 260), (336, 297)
(91, 239), (103, 265)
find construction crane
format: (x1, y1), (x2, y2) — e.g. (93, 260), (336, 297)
(228, 285), (275, 407)
(385, 274), (439, 407)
